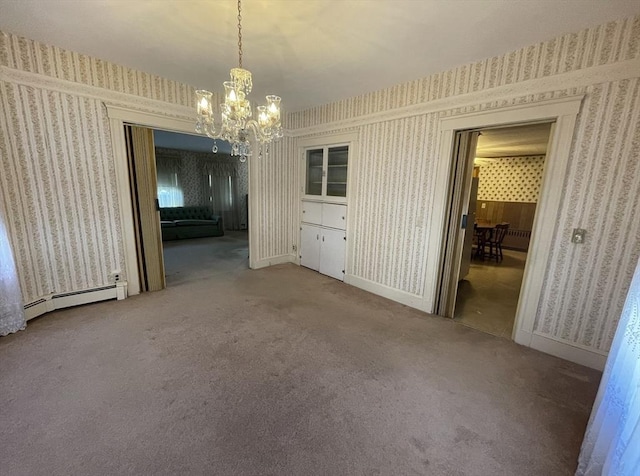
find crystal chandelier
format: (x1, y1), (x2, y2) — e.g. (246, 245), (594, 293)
(195, 0), (283, 162)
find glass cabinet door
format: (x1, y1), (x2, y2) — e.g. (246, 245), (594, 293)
(326, 146), (348, 197)
(305, 149), (323, 196)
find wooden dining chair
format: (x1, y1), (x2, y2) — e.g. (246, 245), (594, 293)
(474, 226), (492, 260)
(487, 223), (509, 262)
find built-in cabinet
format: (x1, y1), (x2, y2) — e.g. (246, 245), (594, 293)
(305, 145), (348, 199)
(300, 142), (350, 281)
(300, 202), (347, 280)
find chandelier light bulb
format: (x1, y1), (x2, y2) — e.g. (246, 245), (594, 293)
(194, 0), (283, 161)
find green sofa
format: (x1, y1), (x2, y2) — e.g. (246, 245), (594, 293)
(160, 206), (224, 241)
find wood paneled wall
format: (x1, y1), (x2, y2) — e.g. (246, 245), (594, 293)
(476, 201), (537, 230)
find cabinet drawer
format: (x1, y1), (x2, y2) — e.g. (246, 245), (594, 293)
(322, 203), (347, 230)
(301, 201), (322, 225)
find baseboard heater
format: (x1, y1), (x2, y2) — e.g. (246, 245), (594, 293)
(23, 282), (127, 321)
(502, 229), (532, 252)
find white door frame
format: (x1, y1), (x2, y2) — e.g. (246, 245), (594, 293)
(421, 95), (584, 348)
(106, 105), (257, 296)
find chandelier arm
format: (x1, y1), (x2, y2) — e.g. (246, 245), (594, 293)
(195, 0), (282, 161)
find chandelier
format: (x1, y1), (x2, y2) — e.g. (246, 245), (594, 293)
(195, 0), (283, 162)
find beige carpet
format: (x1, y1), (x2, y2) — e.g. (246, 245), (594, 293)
(1, 243), (600, 475)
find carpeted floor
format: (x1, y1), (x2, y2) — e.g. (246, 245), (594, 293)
(1, 244), (600, 475)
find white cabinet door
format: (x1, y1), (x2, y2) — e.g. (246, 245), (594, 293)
(319, 228), (346, 281)
(302, 201), (322, 225)
(300, 224), (321, 271)
(322, 203), (347, 230)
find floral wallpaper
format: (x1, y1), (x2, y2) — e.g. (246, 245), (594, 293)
(155, 147), (249, 228)
(476, 156), (546, 203)
(289, 15), (640, 355)
(0, 31), (194, 304)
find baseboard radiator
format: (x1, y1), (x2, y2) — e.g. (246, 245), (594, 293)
(502, 229), (532, 252)
(23, 282), (127, 320)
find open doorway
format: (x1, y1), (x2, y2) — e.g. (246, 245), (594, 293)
(456, 123), (552, 337)
(126, 126), (249, 291)
(438, 122), (553, 338)
(154, 130), (249, 286)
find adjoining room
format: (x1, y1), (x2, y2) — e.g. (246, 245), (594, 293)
(455, 123), (552, 338)
(153, 130), (249, 286)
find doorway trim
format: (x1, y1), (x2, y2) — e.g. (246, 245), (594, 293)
(421, 95), (586, 357)
(106, 105), (256, 296)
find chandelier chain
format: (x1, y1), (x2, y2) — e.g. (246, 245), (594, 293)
(194, 0), (282, 162)
(237, 0), (243, 68)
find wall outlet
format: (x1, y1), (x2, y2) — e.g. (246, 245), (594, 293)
(571, 228), (586, 244)
(292, 244), (297, 252)
(109, 272), (121, 283)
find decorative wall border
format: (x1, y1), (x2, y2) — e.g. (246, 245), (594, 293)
(0, 65), (196, 120)
(285, 58), (639, 136)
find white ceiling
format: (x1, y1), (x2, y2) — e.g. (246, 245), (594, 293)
(475, 122), (552, 158)
(1, 1), (638, 112)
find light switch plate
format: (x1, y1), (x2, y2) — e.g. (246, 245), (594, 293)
(571, 228), (586, 244)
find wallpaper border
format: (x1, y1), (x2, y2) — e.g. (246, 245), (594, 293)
(286, 58), (639, 136)
(0, 65), (195, 120)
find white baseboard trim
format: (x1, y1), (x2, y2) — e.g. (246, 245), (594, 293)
(251, 254), (296, 270)
(24, 282), (128, 321)
(344, 274), (607, 370)
(529, 332), (607, 371)
(344, 274), (425, 309)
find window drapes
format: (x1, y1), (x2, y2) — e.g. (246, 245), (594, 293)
(576, 257), (640, 475)
(0, 209), (26, 336)
(202, 159), (242, 231)
(156, 156), (184, 208)
(155, 149), (246, 231)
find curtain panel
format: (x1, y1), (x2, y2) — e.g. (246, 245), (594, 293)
(156, 155), (183, 208)
(202, 158), (243, 231)
(577, 257), (640, 475)
(0, 209), (26, 336)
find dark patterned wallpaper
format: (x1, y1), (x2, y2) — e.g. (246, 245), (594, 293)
(155, 147), (249, 228)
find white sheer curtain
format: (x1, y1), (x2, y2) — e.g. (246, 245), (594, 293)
(156, 156), (184, 208)
(0, 209), (26, 336)
(202, 159), (242, 230)
(576, 257), (640, 475)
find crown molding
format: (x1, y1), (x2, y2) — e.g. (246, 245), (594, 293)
(286, 58), (640, 137)
(0, 65), (195, 120)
